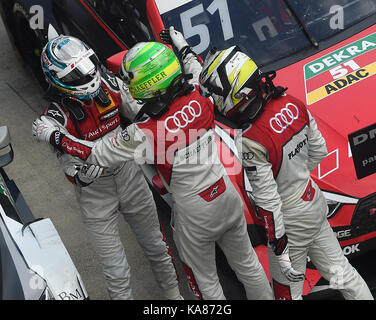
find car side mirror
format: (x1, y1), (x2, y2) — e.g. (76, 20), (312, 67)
(0, 126), (14, 167)
(106, 50), (127, 74)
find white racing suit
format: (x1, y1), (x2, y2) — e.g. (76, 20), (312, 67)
(238, 93), (373, 300)
(48, 50), (273, 300)
(42, 73), (180, 300)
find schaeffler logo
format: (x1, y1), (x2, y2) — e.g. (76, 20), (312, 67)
(269, 103), (299, 134)
(165, 100), (202, 133)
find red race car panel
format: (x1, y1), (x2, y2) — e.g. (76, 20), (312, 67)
(276, 24), (376, 198)
(144, 0), (376, 296)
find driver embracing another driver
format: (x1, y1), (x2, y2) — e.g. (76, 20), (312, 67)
(32, 35), (183, 300)
(199, 45), (373, 300)
(33, 29), (273, 300)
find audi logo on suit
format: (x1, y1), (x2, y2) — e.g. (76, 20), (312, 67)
(165, 100), (202, 133)
(269, 103), (299, 134)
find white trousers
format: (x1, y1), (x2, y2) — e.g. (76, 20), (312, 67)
(76, 161), (179, 300)
(269, 219), (373, 300)
(171, 175), (273, 300)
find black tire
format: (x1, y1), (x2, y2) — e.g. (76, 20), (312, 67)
(12, 1), (48, 90)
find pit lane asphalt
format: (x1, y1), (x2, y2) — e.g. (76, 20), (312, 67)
(0, 21), (191, 300)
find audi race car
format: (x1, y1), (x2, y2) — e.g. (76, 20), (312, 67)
(0, 126), (88, 300)
(1, 0), (376, 299)
(139, 0), (376, 298)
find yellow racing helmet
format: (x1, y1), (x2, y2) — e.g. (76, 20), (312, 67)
(200, 46), (263, 121)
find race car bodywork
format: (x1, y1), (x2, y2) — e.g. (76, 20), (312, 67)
(0, 0), (152, 87)
(1, 0), (375, 298)
(277, 24), (376, 256)
(0, 126), (88, 300)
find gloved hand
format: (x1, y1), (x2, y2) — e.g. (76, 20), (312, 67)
(160, 26), (189, 51)
(31, 116), (68, 146)
(32, 116), (59, 143)
(270, 234), (305, 282)
(75, 164), (104, 186)
(277, 248), (305, 282)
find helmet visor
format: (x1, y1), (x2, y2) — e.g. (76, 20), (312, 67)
(59, 52), (99, 86)
(201, 46), (242, 97)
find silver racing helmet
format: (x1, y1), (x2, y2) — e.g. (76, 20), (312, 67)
(41, 35), (101, 100)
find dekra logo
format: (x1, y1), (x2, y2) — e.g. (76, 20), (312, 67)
(353, 128), (376, 146)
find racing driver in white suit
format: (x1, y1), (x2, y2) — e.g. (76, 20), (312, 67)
(33, 35), (182, 300)
(33, 29), (273, 300)
(199, 46), (373, 300)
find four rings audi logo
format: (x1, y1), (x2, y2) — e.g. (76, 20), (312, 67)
(269, 103), (299, 134)
(165, 100), (202, 133)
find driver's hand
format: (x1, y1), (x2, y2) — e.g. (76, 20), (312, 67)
(32, 116), (60, 144)
(160, 26), (189, 51)
(270, 234), (305, 283)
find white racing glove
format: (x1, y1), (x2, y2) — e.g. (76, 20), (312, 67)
(277, 247), (305, 283)
(160, 26), (189, 51)
(271, 234), (305, 283)
(75, 164), (104, 186)
(32, 116), (66, 144)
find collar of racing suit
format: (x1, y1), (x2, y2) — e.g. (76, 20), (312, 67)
(44, 83), (112, 122)
(231, 71), (288, 129)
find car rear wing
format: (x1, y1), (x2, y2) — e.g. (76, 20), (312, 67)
(0, 126), (14, 168)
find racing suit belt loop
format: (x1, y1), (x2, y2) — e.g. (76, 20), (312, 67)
(198, 177), (226, 202)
